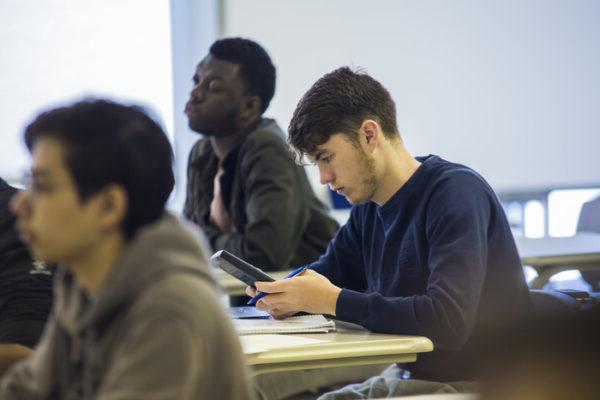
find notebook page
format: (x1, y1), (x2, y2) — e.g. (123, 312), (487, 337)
(239, 334), (328, 354)
(233, 314), (336, 335)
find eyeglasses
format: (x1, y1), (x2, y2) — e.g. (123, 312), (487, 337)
(18, 170), (65, 195)
(18, 170), (33, 189)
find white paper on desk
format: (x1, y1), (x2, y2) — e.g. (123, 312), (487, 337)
(239, 334), (328, 354)
(233, 314), (336, 335)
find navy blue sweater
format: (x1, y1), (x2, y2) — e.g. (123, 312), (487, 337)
(310, 155), (532, 381)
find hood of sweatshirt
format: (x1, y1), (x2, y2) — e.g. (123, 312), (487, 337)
(54, 212), (216, 337)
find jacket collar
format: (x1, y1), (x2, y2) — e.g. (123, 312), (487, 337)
(190, 117), (264, 172)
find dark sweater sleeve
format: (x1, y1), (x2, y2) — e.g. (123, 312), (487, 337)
(202, 138), (311, 270)
(336, 174), (492, 350)
(0, 253), (53, 347)
(0, 183), (53, 347)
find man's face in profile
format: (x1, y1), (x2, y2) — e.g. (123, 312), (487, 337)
(10, 137), (103, 265)
(309, 133), (378, 205)
(185, 55), (246, 137)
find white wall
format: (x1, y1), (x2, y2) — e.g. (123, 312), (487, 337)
(0, 0), (175, 182)
(223, 0), (600, 193)
(0, 0), (221, 211)
(3, 0), (598, 200)
(169, 0), (220, 210)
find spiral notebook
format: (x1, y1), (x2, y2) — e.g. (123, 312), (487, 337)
(233, 314), (336, 335)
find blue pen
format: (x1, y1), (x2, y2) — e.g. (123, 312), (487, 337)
(247, 266), (307, 305)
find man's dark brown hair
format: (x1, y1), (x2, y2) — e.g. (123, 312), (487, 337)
(288, 67), (400, 161)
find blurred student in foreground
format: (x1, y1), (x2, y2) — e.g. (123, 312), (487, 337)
(0, 178), (53, 377)
(481, 305), (600, 400)
(0, 99), (252, 399)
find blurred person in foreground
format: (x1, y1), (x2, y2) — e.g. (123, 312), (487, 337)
(0, 99), (252, 399)
(481, 305), (600, 400)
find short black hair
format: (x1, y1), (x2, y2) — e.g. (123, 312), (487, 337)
(24, 99), (174, 239)
(288, 67), (399, 160)
(210, 37), (276, 114)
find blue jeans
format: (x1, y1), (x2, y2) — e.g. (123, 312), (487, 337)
(317, 365), (479, 400)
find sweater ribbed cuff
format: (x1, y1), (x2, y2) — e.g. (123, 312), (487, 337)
(336, 288), (369, 326)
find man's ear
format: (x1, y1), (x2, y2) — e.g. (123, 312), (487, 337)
(360, 119), (380, 153)
(95, 184), (128, 232)
(239, 95), (262, 121)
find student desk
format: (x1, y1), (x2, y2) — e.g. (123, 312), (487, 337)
(240, 321), (433, 377)
(515, 233), (600, 289)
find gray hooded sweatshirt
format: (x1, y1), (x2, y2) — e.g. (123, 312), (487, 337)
(0, 213), (252, 399)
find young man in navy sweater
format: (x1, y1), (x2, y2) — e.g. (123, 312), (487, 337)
(249, 67), (532, 398)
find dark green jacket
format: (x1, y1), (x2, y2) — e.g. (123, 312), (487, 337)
(184, 118), (339, 270)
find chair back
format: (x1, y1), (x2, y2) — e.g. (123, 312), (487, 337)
(530, 289), (599, 316)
